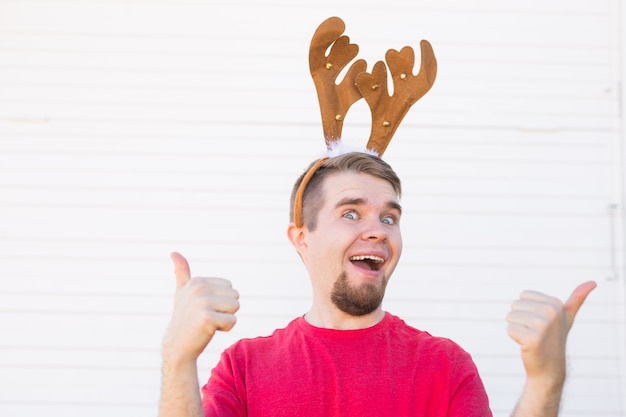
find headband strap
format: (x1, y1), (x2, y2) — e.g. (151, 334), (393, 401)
(293, 157), (329, 228)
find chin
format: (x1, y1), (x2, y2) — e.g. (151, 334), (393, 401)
(331, 272), (388, 316)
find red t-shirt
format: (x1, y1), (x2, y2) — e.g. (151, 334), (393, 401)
(202, 312), (492, 417)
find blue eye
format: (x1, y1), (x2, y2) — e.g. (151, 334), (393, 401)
(381, 216), (395, 225)
(343, 211), (358, 220)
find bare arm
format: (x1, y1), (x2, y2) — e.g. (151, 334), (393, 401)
(158, 252), (240, 417)
(159, 356), (204, 417)
(507, 281), (596, 417)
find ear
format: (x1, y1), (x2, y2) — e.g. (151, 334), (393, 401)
(287, 222), (308, 254)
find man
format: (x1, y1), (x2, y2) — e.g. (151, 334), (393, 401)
(158, 151), (596, 417)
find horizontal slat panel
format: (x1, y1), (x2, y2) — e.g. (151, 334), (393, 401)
(0, 1), (623, 416)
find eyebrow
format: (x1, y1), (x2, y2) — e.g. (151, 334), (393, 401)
(335, 197), (403, 215)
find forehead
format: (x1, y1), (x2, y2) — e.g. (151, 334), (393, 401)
(320, 171), (399, 206)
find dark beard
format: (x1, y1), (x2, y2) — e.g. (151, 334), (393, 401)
(330, 271), (388, 316)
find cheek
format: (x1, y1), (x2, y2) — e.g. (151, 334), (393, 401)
(308, 234), (343, 262)
(390, 232), (403, 257)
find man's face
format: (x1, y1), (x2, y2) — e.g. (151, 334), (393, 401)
(298, 171), (403, 316)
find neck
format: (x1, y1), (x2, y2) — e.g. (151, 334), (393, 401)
(305, 305), (385, 330)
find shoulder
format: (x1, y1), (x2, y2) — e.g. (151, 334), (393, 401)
(225, 316), (304, 357)
(384, 313), (472, 358)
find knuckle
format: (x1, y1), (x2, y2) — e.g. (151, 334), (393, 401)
(200, 311), (219, 330)
(543, 302), (563, 321)
(223, 315), (237, 330)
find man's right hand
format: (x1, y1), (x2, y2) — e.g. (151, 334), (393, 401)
(162, 252), (240, 363)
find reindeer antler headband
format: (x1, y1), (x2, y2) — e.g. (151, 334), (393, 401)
(294, 16), (437, 227)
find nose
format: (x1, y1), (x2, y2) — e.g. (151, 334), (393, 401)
(361, 217), (387, 241)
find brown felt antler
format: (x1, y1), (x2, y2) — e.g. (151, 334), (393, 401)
(357, 42), (437, 156)
(309, 16), (367, 145)
(308, 17), (437, 156)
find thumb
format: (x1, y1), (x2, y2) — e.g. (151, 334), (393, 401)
(563, 280), (597, 327)
(170, 252), (191, 289)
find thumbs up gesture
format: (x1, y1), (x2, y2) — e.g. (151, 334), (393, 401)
(162, 252), (240, 363)
(507, 281), (596, 386)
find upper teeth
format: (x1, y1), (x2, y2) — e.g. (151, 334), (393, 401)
(351, 255), (384, 263)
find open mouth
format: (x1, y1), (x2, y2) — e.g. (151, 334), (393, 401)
(350, 255), (385, 271)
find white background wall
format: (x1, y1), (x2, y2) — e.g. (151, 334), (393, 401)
(0, 1), (624, 416)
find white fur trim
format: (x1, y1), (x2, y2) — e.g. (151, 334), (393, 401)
(324, 140), (379, 158)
